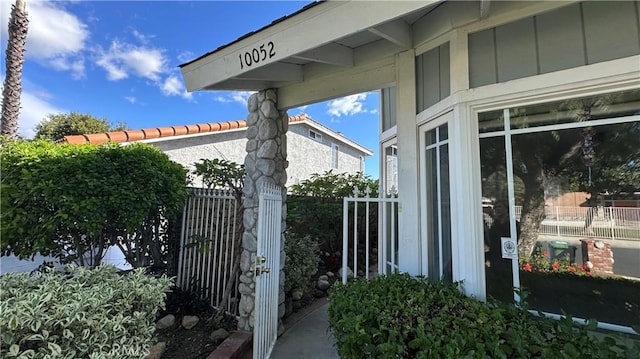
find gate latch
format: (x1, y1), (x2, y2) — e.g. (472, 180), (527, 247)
(250, 256), (270, 276)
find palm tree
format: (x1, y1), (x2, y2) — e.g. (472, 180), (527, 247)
(1, 0), (29, 139)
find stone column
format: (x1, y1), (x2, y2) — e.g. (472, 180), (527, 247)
(238, 89), (288, 332)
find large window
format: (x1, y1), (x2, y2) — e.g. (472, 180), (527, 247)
(479, 89), (640, 329)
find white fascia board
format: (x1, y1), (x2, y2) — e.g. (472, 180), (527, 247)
(181, 0), (439, 92)
(292, 121), (373, 156)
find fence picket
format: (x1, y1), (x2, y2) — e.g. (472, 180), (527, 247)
(177, 187), (240, 315)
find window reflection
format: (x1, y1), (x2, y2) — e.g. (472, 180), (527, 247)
(479, 89), (640, 327)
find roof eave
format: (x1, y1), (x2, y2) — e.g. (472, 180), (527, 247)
(180, 0), (440, 93)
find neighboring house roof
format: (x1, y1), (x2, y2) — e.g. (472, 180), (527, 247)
(61, 114), (373, 155)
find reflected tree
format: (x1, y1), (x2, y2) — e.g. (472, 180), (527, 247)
(481, 91), (640, 258)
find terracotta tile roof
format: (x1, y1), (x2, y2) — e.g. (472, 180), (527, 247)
(62, 114), (311, 145)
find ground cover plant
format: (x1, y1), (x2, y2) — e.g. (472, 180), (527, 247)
(328, 273), (640, 359)
(0, 265), (171, 359)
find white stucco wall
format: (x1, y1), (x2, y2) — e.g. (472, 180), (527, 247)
(146, 121), (369, 188)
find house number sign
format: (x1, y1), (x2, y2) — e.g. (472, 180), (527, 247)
(238, 41), (276, 70)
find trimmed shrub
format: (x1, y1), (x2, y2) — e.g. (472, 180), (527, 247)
(284, 233), (320, 296)
(288, 170), (378, 254)
(0, 139), (189, 269)
(328, 274), (640, 358)
(0, 265), (171, 358)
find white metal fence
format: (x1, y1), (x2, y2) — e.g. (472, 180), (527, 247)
(177, 187), (240, 315)
(342, 188), (400, 284)
(253, 184), (283, 359)
(513, 206), (640, 241)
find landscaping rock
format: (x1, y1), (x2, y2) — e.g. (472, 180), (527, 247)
(293, 300), (303, 310)
(145, 342), (166, 359)
(210, 328), (230, 342)
(291, 290), (303, 301)
(284, 297), (293, 317)
(317, 279), (331, 291)
(338, 266), (354, 279)
(313, 289), (326, 298)
(318, 275), (329, 281)
(181, 315), (199, 330)
(155, 314), (175, 330)
(326, 271), (335, 278)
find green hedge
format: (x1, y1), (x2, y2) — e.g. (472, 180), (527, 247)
(283, 233), (319, 296)
(0, 265), (171, 358)
(0, 139), (188, 269)
(328, 274), (640, 358)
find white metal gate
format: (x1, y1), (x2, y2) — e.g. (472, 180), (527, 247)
(253, 183), (283, 359)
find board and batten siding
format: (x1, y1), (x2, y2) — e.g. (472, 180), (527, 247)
(416, 42), (451, 113)
(468, 1), (640, 88)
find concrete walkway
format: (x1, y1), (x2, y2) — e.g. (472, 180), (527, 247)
(270, 300), (340, 359)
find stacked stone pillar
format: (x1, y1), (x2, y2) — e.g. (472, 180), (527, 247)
(238, 89), (288, 332)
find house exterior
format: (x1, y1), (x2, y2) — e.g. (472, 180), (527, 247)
(63, 114), (372, 187)
(179, 0), (640, 334)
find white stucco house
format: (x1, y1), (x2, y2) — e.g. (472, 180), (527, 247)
(63, 114), (372, 187)
(177, 0), (639, 338)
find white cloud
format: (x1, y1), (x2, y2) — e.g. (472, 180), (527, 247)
(132, 29), (153, 44)
(1, 0), (89, 77)
(161, 74), (192, 100)
(327, 93), (368, 117)
(95, 40), (166, 81)
(20, 91), (64, 139)
(124, 96), (137, 104)
(212, 91), (255, 105)
(48, 57), (85, 80)
(177, 50), (194, 63)
(0, 89), (64, 139)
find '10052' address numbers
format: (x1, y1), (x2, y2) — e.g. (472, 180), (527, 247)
(239, 42), (275, 70)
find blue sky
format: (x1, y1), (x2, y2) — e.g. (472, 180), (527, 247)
(0, 0), (381, 177)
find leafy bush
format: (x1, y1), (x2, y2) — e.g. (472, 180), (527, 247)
(35, 112), (127, 142)
(0, 139), (189, 269)
(288, 171), (378, 253)
(328, 274), (640, 358)
(283, 233), (320, 296)
(192, 158), (245, 196)
(0, 265), (172, 359)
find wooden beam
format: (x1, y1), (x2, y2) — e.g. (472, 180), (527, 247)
(368, 19), (413, 49)
(292, 42), (354, 67)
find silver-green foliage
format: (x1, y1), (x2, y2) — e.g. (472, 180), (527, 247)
(0, 265), (172, 359)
